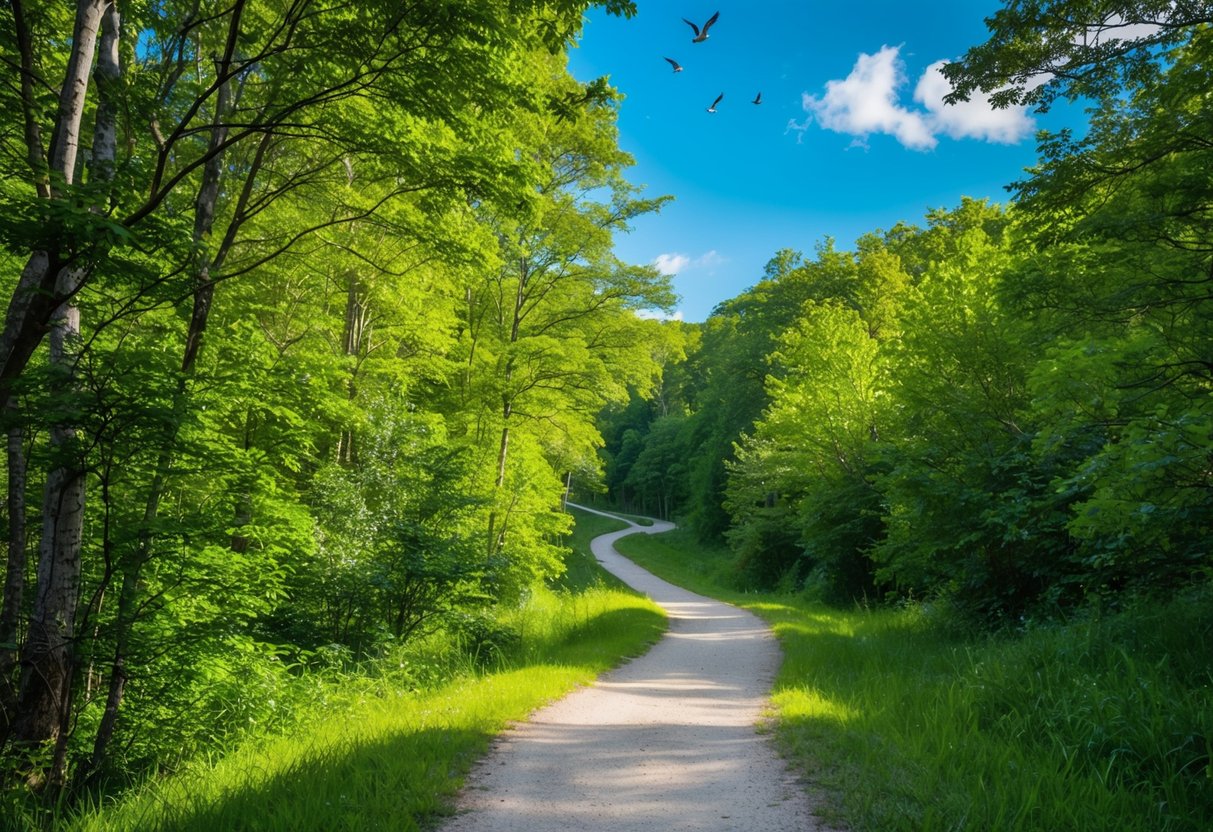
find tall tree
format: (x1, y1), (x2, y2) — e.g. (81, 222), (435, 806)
(0, 0), (641, 786)
(729, 301), (885, 592)
(5, 2), (122, 774)
(457, 56), (672, 587)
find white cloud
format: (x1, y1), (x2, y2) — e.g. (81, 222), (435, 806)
(785, 117), (812, 144)
(914, 60), (1034, 144)
(803, 45), (936, 151)
(653, 253), (690, 275)
(802, 45), (1034, 151)
(653, 250), (723, 275)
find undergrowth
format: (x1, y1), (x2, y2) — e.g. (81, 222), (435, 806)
(616, 529), (1213, 832)
(5, 509), (663, 832)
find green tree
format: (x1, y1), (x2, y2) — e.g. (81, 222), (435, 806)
(870, 204), (1082, 621)
(727, 301), (885, 597)
(454, 57), (673, 590)
(0, 0), (641, 790)
(624, 415), (691, 520)
(941, 0), (1213, 111)
(1001, 28), (1213, 595)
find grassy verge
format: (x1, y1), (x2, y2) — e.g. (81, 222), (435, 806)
(57, 513), (664, 832)
(553, 505), (633, 590)
(565, 500), (655, 527)
(616, 529), (1213, 832)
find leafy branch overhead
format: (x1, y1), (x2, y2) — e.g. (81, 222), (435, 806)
(0, 0), (668, 798)
(942, 0), (1213, 110)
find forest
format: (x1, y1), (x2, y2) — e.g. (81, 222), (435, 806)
(604, 10), (1213, 622)
(0, 0), (1210, 828)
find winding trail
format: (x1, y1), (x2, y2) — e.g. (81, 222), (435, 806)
(439, 504), (822, 832)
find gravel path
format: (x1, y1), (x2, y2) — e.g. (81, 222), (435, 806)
(439, 505), (823, 832)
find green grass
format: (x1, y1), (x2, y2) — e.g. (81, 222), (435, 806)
(609, 511), (656, 527)
(565, 499), (656, 527)
(616, 530), (1213, 832)
(552, 505), (631, 591)
(50, 515), (665, 832)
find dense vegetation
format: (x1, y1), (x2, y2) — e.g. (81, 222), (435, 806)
(0, 0), (677, 813)
(36, 508), (662, 830)
(602, 6), (1213, 625)
(1, 0), (1210, 828)
(616, 529), (1212, 832)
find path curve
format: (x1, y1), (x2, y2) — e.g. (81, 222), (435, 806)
(439, 504), (821, 832)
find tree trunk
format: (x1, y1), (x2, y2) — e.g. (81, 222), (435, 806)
(0, 0), (107, 396)
(10, 0), (50, 197)
(11, 298), (87, 760)
(86, 554), (136, 781)
(8, 3), (117, 781)
(0, 398), (27, 742)
(86, 5), (249, 775)
(338, 273), (368, 466)
(486, 404), (511, 557)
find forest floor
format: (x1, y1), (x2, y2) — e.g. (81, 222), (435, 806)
(438, 505), (827, 832)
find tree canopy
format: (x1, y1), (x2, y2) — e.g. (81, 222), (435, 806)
(1, 0), (1210, 820)
(608, 7), (1212, 619)
(0, 0), (663, 797)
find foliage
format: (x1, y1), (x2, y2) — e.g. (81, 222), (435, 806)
(0, 0), (671, 804)
(941, 0), (1213, 111)
(606, 21), (1213, 622)
(728, 300), (888, 598)
(615, 529), (1213, 832)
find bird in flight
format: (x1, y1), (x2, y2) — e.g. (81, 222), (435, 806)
(752, 91), (762, 105)
(664, 57), (684, 72)
(683, 11), (719, 43)
(706, 92), (723, 113)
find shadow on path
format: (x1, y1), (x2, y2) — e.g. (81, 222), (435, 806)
(440, 504), (822, 832)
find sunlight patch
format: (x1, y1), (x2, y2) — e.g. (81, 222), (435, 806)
(774, 687), (860, 725)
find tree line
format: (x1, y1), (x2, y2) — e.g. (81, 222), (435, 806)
(0, 0), (682, 797)
(1, 0), (1209, 815)
(601, 3), (1212, 622)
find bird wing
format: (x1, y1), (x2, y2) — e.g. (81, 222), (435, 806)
(702, 11), (720, 34)
(753, 92), (762, 104)
(711, 92), (724, 107)
(665, 56), (680, 68)
(682, 18), (701, 37)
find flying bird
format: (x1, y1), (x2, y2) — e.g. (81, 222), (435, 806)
(682, 11), (719, 43)
(664, 57), (683, 72)
(752, 91), (762, 105)
(706, 92), (723, 113)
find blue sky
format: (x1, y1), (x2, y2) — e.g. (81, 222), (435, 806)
(567, 1), (1082, 321)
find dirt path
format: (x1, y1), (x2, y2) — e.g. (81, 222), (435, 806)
(439, 505), (822, 832)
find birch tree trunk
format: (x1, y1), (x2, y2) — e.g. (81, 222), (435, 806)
(89, 5), (246, 775)
(8, 2), (116, 778)
(0, 0), (107, 393)
(338, 273), (369, 466)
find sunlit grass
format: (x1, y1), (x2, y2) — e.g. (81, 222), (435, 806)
(565, 500), (655, 527)
(617, 531), (1213, 832)
(51, 513), (665, 832)
(553, 505), (632, 591)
